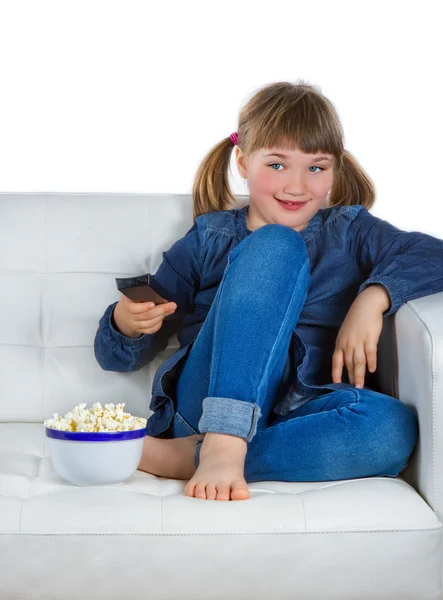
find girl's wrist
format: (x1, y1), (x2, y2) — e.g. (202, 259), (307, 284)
(358, 284), (391, 313)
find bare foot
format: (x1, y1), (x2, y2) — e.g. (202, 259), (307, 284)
(138, 433), (205, 480)
(184, 432), (251, 501)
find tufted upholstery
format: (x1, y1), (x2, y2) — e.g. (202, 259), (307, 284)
(0, 193), (442, 599)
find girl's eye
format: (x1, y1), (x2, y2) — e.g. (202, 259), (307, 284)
(269, 163), (324, 173)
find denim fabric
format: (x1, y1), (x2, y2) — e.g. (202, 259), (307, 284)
(94, 203), (443, 453)
(190, 387), (419, 482)
(175, 225), (314, 442)
(172, 225), (419, 480)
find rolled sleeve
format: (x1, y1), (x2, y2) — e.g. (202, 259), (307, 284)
(357, 276), (403, 317)
(94, 301), (159, 372)
(198, 397), (262, 442)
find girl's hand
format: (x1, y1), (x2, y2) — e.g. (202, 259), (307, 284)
(114, 294), (177, 337)
(331, 292), (384, 389)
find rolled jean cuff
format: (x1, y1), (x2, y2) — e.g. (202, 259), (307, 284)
(197, 397), (262, 443)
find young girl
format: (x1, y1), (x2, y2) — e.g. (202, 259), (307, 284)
(95, 80), (443, 502)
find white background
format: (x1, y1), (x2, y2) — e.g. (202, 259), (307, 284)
(0, 0), (441, 236)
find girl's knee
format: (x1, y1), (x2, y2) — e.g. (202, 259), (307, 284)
(367, 394), (419, 469)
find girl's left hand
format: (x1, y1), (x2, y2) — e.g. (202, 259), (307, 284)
(332, 296), (384, 389)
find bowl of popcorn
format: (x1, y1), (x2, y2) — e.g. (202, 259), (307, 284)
(44, 402), (147, 486)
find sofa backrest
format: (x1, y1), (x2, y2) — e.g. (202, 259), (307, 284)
(0, 193), (248, 424)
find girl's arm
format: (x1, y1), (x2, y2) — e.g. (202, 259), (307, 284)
(351, 207), (443, 317)
(94, 218), (204, 372)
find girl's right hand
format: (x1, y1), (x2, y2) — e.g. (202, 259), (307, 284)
(114, 294), (177, 338)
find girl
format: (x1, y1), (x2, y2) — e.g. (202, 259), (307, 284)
(95, 80), (443, 502)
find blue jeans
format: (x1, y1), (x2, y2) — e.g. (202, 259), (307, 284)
(171, 225), (419, 482)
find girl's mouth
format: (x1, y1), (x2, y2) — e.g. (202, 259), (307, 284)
(276, 198), (308, 211)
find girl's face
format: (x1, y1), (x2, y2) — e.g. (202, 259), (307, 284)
(235, 145), (334, 232)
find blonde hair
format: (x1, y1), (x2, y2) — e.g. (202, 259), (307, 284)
(191, 80), (376, 221)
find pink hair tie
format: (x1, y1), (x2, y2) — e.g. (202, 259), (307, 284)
(229, 132), (238, 145)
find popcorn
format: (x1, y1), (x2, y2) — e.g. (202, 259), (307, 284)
(44, 402), (147, 433)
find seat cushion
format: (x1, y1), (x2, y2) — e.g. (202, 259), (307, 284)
(1, 423), (442, 600)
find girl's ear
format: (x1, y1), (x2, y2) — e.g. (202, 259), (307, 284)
(235, 147), (248, 179)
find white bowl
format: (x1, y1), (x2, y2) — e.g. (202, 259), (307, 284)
(45, 426), (146, 486)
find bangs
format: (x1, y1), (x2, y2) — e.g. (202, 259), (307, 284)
(244, 87), (343, 161)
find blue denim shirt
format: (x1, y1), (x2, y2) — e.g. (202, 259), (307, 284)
(94, 204), (443, 437)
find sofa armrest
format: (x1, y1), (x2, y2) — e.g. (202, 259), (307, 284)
(376, 291), (443, 523)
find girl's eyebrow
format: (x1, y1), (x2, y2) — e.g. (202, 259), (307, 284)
(264, 153), (332, 163)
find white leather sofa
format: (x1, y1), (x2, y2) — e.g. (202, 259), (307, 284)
(1, 192), (442, 600)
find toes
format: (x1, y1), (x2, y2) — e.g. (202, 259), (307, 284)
(194, 483), (208, 499)
(205, 483), (217, 500)
(231, 480), (251, 501)
(216, 483), (231, 501)
(183, 479), (210, 500)
(184, 480), (197, 498)
(183, 478), (250, 501)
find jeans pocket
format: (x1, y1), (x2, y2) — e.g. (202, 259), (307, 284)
(172, 411), (199, 438)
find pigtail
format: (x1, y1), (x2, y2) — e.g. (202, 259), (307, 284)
(192, 136), (238, 221)
(328, 149), (376, 210)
